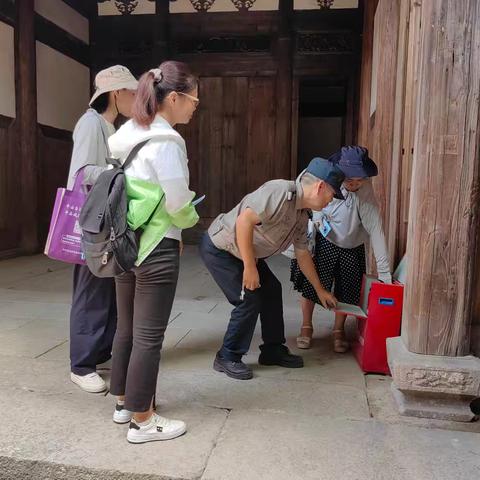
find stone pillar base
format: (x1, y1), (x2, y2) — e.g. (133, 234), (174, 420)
(387, 337), (480, 422)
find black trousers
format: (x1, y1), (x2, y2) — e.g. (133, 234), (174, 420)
(110, 238), (179, 412)
(70, 264), (117, 375)
(199, 233), (286, 362)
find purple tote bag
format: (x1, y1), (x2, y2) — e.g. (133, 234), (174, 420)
(44, 171), (87, 265)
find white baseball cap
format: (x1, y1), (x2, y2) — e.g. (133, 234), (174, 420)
(89, 65), (138, 106)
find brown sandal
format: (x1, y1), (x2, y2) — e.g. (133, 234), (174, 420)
(333, 329), (349, 353)
(297, 326), (313, 349)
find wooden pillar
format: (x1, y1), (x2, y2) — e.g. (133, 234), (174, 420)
(387, 0), (480, 421)
(274, 0), (293, 179)
(15, 0), (38, 254)
(402, 0), (480, 357)
(153, 0), (169, 64)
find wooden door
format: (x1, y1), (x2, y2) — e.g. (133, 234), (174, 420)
(178, 75), (277, 239)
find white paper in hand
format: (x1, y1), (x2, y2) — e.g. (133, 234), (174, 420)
(192, 195), (206, 206)
(335, 302), (367, 318)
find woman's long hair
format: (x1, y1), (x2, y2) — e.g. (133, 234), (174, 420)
(132, 61), (197, 128)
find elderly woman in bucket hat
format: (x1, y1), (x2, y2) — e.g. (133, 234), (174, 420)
(290, 146), (392, 352)
(67, 65), (138, 394)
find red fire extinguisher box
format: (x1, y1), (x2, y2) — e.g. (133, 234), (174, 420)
(345, 256), (406, 375)
(351, 275), (404, 375)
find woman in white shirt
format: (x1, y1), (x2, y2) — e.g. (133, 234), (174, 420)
(107, 61), (200, 444)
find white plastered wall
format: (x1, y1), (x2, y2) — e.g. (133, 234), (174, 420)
(0, 21), (16, 118)
(35, 0), (89, 44)
(36, 42), (90, 132)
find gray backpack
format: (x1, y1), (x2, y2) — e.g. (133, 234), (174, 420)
(79, 140), (149, 278)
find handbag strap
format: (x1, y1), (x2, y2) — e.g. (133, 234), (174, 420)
(122, 139), (150, 171)
(71, 168), (86, 193)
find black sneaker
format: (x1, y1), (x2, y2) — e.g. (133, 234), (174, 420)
(258, 344), (304, 368)
(213, 353), (253, 380)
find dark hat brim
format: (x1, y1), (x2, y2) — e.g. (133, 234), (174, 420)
(337, 157), (378, 178)
(365, 156), (378, 177)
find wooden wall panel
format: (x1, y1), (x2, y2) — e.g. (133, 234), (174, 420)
(369, 0), (400, 237)
(222, 77), (249, 211)
(37, 126), (73, 246)
(0, 116), (21, 256)
(17, 0), (39, 254)
(170, 11), (278, 37)
(246, 77), (277, 191)
(197, 77), (224, 218)
(180, 75), (277, 242)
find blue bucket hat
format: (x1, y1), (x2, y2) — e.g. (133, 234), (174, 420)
(331, 146), (378, 178)
(305, 157), (345, 200)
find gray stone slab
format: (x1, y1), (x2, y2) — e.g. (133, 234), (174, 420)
(0, 316), (34, 333)
(162, 331), (366, 390)
(244, 348), (366, 389)
(4, 268), (73, 296)
(0, 255), (69, 288)
(202, 410), (480, 480)
(0, 390), (227, 479)
(173, 328), (229, 352)
(155, 370), (370, 420)
(0, 354), (77, 394)
(171, 298), (218, 314)
(36, 326), (194, 364)
(36, 340), (71, 363)
(0, 287), (71, 305)
(0, 300), (70, 321)
(0, 319), (69, 358)
(160, 347), (220, 373)
(169, 311), (232, 330)
(162, 326), (192, 350)
(0, 355), (227, 480)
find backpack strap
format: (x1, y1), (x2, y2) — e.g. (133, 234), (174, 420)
(122, 139), (150, 171)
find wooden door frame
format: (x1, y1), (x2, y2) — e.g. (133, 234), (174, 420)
(289, 73), (358, 181)
(290, 77), (299, 180)
(386, 0), (411, 266)
(396, 0), (422, 262)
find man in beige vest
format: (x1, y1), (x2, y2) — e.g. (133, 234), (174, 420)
(199, 157), (345, 380)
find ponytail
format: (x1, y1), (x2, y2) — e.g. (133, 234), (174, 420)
(132, 61), (197, 128)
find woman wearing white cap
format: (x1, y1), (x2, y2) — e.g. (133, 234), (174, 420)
(67, 65), (138, 394)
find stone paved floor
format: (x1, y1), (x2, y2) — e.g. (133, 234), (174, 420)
(0, 249), (479, 480)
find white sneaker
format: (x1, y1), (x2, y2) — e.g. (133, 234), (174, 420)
(70, 372), (107, 393)
(113, 404), (133, 424)
(127, 413), (186, 444)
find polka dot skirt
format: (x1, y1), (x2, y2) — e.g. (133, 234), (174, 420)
(290, 233), (366, 305)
